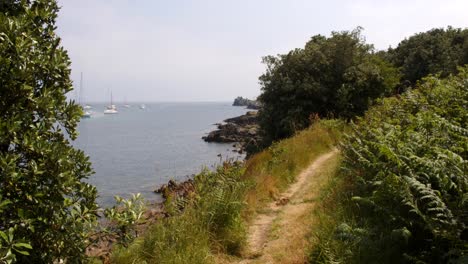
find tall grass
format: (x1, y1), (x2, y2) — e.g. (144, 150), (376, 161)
(111, 119), (344, 263)
(242, 119), (346, 216)
(112, 214), (212, 264)
(111, 163), (248, 263)
(308, 155), (357, 264)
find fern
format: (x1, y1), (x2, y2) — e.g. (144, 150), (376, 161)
(335, 69), (468, 263)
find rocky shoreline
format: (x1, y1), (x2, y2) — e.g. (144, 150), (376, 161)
(154, 178), (195, 200)
(202, 111), (260, 154)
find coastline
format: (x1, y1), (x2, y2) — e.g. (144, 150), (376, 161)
(202, 110), (261, 155)
(88, 108), (256, 260)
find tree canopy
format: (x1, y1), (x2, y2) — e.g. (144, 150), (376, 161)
(388, 27), (468, 84)
(0, 1), (97, 262)
(258, 28), (400, 144)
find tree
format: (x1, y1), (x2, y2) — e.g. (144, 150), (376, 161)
(258, 28), (399, 144)
(389, 27), (468, 84)
(0, 1), (97, 262)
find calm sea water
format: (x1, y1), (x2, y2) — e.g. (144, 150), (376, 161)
(74, 102), (248, 207)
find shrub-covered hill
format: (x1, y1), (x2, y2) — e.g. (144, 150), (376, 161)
(311, 68), (468, 264)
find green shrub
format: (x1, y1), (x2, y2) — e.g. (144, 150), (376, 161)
(104, 193), (146, 246)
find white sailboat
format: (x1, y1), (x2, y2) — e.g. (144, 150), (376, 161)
(139, 104), (146, 109)
(104, 91), (118, 114)
(79, 72), (92, 118)
(123, 97), (131, 108)
(82, 110), (92, 118)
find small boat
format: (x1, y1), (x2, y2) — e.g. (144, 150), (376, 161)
(82, 111), (92, 118)
(139, 104), (146, 109)
(104, 91), (118, 114)
(79, 73), (93, 118)
(123, 97), (130, 108)
(104, 108), (118, 114)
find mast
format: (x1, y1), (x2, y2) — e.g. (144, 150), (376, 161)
(79, 72), (83, 105)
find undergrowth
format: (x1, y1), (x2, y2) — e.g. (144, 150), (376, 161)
(310, 69), (468, 264)
(112, 163), (247, 263)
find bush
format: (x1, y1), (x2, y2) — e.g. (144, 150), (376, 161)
(104, 193), (146, 246)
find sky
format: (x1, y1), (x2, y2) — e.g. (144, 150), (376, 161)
(56, 0), (468, 103)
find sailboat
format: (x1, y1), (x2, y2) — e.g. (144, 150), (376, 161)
(82, 110), (92, 118)
(104, 90), (118, 114)
(79, 72), (92, 118)
(123, 97), (131, 108)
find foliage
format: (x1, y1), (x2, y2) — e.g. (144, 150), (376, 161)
(0, 1), (98, 262)
(112, 213), (212, 264)
(194, 163), (248, 254)
(388, 27), (468, 85)
(314, 68), (468, 263)
(103, 193), (146, 246)
(258, 28), (400, 144)
(0, 228), (32, 264)
(111, 162), (248, 263)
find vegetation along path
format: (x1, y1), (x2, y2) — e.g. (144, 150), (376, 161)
(227, 149), (339, 264)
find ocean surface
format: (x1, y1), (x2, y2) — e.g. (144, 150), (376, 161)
(74, 102), (248, 207)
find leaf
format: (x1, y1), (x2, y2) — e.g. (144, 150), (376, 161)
(0, 230), (8, 242)
(12, 249), (30, 256)
(13, 243), (32, 249)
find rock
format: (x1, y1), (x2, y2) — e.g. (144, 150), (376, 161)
(276, 197), (290, 206)
(202, 111), (262, 155)
(154, 178), (195, 200)
(233, 96), (261, 110)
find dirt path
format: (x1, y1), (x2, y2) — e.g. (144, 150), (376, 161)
(221, 149), (339, 264)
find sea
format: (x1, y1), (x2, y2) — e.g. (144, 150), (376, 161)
(74, 102), (248, 207)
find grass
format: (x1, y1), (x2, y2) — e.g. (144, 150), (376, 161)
(255, 149), (343, 264)
(307, 152), (362, 264)
(110, 119), (345, 263)
(242, 119), (346, 218)
(111, 163), (248, 264)
(112, 213), (212, 264)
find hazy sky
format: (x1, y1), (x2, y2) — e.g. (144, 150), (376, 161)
(56, 0), (468, 103)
